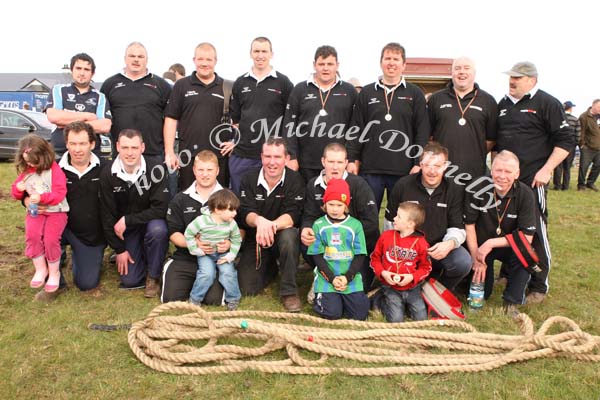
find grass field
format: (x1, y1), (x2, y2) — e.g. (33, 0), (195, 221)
(0, 161), (599, 399)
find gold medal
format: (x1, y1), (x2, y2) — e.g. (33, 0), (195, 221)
(496, 226), (502, 236)
(458, 117), (466, 126)
(385, 113), (392, 121)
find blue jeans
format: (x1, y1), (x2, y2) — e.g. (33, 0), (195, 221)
(381, 285), (427, 322)
(229, 154), (262, 195)
(361, 173), (403, 212)
(190, 253), (241, 304)
(430, 246), (472, 292)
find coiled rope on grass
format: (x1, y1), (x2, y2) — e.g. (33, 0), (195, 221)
(127, 301), (600, 375)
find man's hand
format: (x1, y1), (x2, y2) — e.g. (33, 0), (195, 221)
(301, 227), (316, 246)
(427, 240), (454, 260)
(532, 166), (552, 188)
(476, 240), (493, 265)
(215, 240), (231, 254)
(116, 251), (134, 275)
(114, 216), (127, 240)
(165, 151), (179, 171)
(255, 216), (277, 248)
(346, 161), (359, 175)
(286, 159), (299, 171)
(220, 141), (235, 156)
(216, 257), (229, 265)
(472, 260), (486, 283)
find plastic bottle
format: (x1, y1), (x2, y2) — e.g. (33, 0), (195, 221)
(29, 203), (38, 217)
(468, 281), (485, 309)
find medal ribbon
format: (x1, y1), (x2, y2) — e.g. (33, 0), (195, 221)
(454, 89), (478, 122)
(318, 84), (334, 113)
(383, 84), (397, 117)
(493, 190), (512, 235)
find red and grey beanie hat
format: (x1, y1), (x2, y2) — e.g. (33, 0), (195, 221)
(323, 178), (351, 206)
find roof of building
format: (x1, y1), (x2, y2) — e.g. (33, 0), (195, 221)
(0, 73), (73, 92)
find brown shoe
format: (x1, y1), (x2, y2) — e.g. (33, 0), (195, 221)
(144, 276), (160, 298)
(495, 276), (508, 286)
(526, 291), (546, 305)
(33, 287), (67, 302)
(281, 294), (302, 312)
(503, 302), (520, 318)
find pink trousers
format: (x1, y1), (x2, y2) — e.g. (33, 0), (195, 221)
(25, 212), (68, 262)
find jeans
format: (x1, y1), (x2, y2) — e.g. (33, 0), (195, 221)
(229, 154), (261, 195)
(381, 285), (427, 322)
(430, 246), (472, 292)
(190, 253), (241, 304)
(361, 173), (403, 212)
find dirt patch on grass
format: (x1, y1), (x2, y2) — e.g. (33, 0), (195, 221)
(0, 188), (12, 201)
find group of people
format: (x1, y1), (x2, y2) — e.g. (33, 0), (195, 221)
(10, 35), (593, 320)
(552, 100), (600, 192)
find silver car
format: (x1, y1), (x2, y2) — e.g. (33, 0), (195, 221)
(0, 108), (54, 160)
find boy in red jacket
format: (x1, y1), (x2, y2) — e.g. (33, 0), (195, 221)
(371, 202), (431, 322)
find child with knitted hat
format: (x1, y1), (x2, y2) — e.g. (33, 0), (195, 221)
(306, 178), (370, 320)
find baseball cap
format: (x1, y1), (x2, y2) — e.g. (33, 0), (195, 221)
(563, 101), (576, 109)
(323, 178), (351, 206)
(504, 61), (538, 78)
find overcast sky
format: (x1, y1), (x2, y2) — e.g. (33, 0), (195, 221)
(4, 0), (598, 114)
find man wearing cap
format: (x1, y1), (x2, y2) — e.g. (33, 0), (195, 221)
(428, 57), (498, 182)
(553, 101), (581, 190)
(577, 99), (600, 192)
(496, 61), (574, 304)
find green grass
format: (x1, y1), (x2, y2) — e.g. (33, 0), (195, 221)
(1, 162), (599, 399)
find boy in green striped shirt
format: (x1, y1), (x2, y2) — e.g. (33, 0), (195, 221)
(307, 179), (370, 320)
(184, 189), (242, 310)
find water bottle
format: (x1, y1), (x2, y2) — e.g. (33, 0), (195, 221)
(29, 202), (38, 217)
(468, 281), (485, 309)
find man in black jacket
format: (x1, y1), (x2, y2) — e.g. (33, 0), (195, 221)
(237, 138), (305, 312)
(347, 42), (429, 212)
(385, 142), (471, 294)
(496, 61), (574, 303)
(99, 129), (169, 297)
